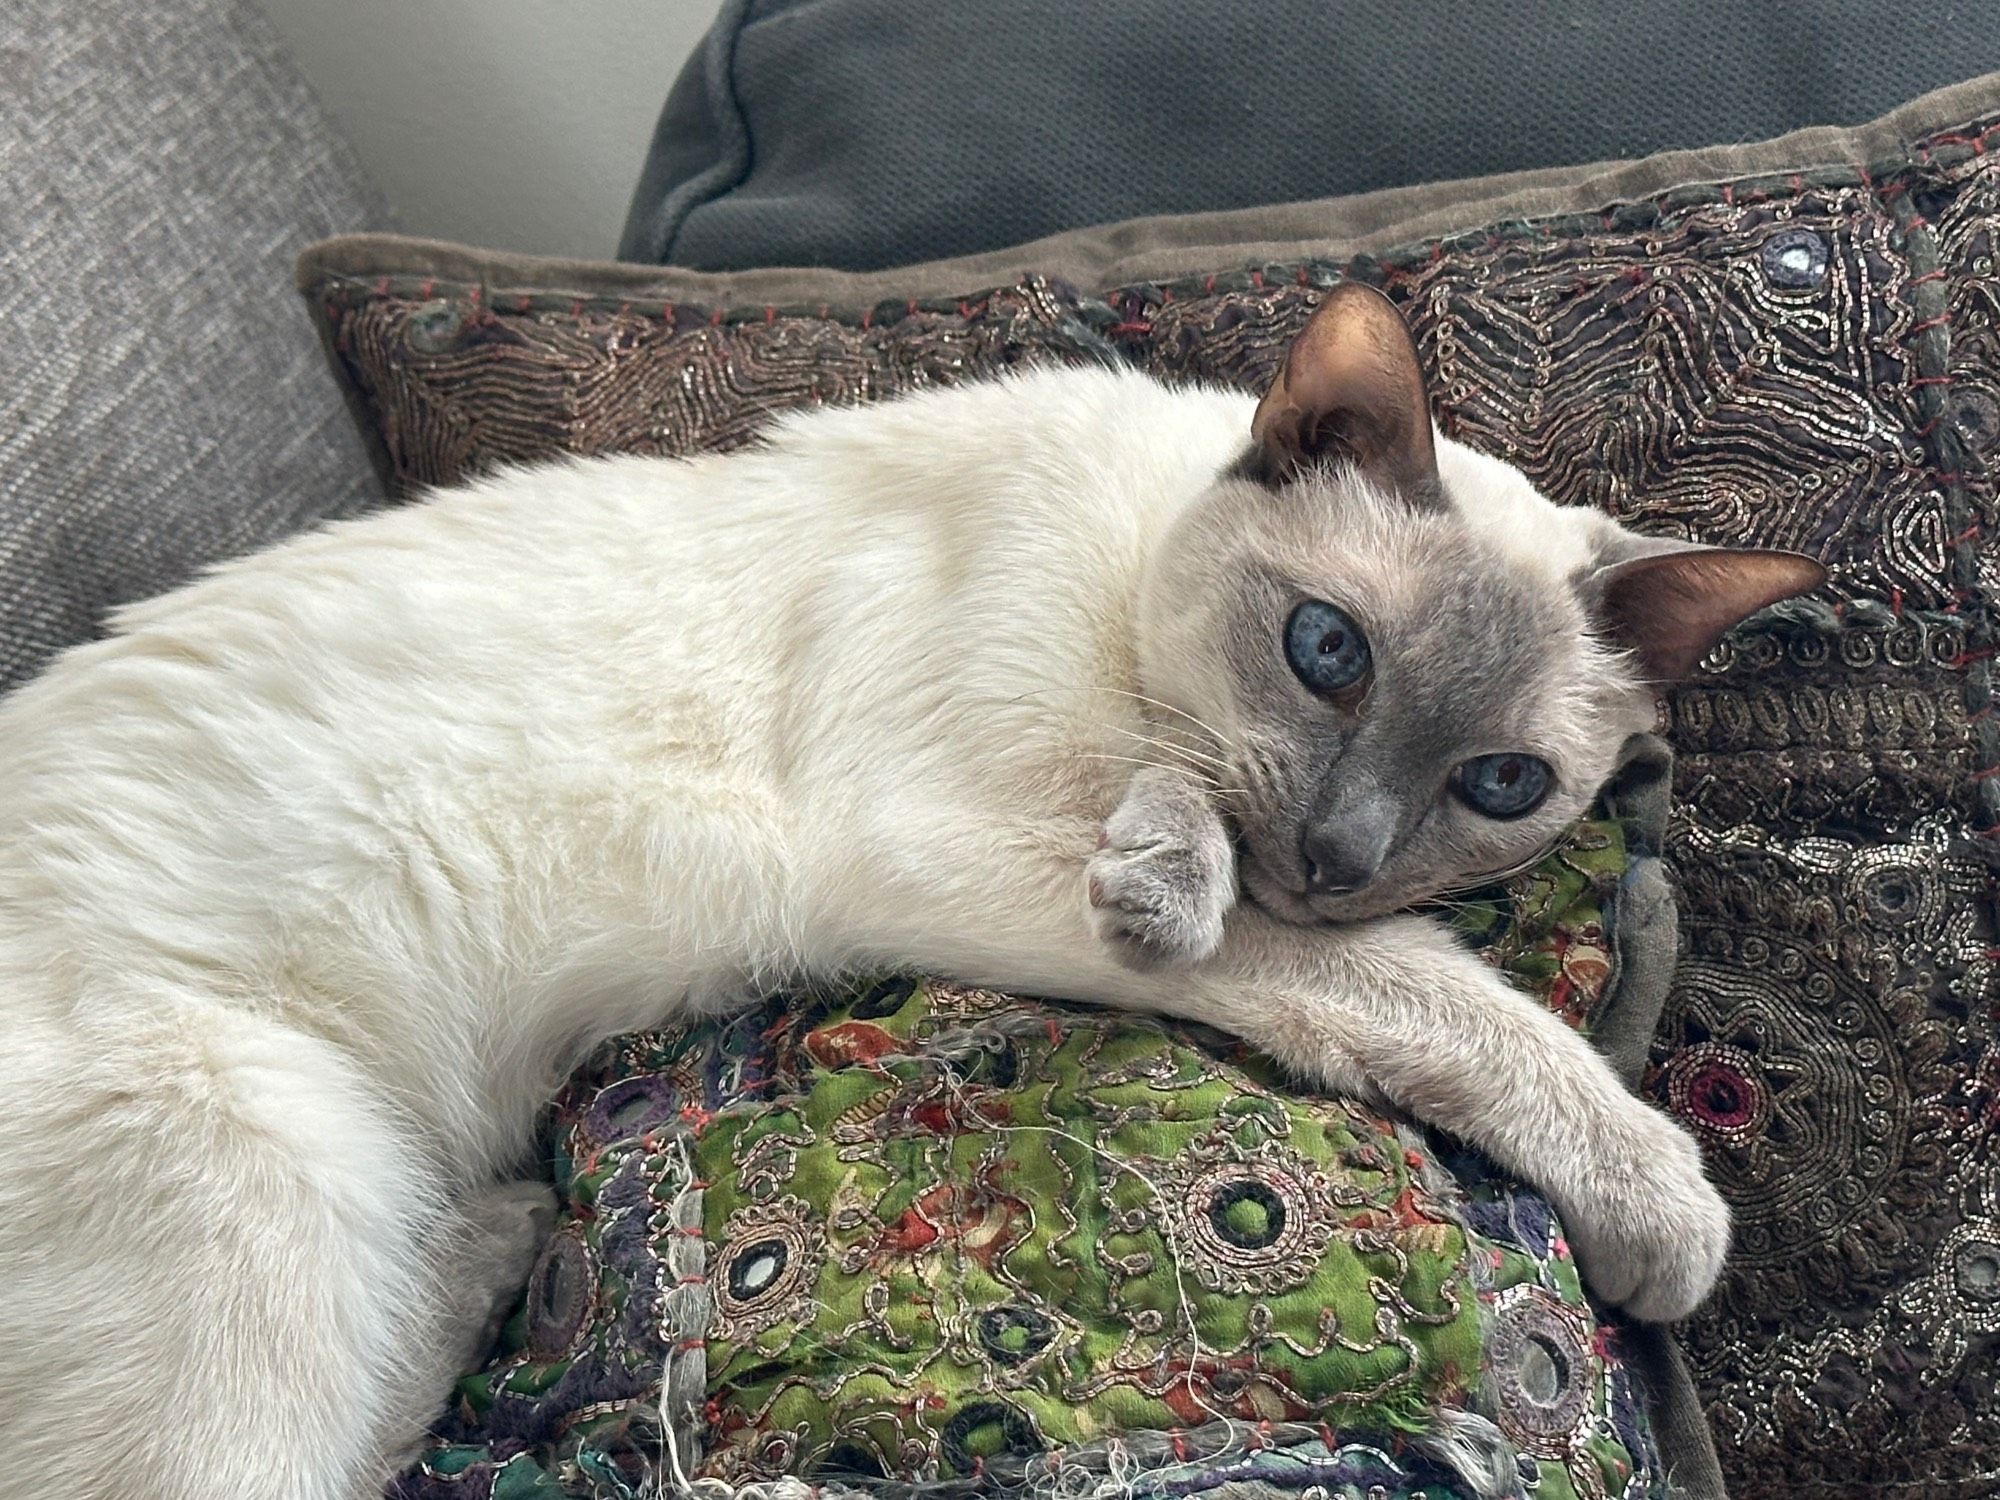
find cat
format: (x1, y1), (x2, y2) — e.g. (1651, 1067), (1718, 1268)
(0, 284), (1821, 1500)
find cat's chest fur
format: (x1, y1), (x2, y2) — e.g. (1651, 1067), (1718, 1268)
(0, 367), (1247, 1172)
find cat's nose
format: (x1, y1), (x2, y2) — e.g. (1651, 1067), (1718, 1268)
(1300, 797), (1397, 894)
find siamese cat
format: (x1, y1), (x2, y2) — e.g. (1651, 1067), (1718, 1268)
(0, 285), (1821, 1500)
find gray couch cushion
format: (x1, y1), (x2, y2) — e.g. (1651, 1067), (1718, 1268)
(622, 0), (2000, 272)
(0, 0), (386, 694)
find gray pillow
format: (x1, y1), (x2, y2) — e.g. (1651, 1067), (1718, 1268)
(0, 0), (386, 695)
(623, 0), (2000, 272)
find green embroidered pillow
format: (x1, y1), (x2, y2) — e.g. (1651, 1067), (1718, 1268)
(398, 810), (1674, 1500)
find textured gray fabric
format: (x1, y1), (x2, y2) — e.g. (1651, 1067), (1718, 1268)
(0, 0), (386, 695)
(622, 0), (2000, 272)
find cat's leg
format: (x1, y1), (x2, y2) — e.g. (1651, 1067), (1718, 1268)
(0, 1007), (444, 1500)
(1120, 908), (1730, 1322)
(901, 894), (1726, 1322)
(1084, 764), (1235, 969)
(379, 1180), (559, 1474)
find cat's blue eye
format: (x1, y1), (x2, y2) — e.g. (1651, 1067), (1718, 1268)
(1284, 600), (1371, 696)
(1452, 753), (1554, 820)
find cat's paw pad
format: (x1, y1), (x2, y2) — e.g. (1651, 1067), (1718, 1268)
(1564, 1112), (1730, 1323)
(1086, 799), (1234, 970)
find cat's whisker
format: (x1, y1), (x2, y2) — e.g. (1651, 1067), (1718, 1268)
(1086, 685), (1233, 746)
(1074, 754), (1249, 802)
(990, 682), (1233, 754)
(1106, 722), (1230, 761)
(1072, 748), (1240, 792)
(1074, 752), (1185, 774)
(1416, 896), (1507, 915)
(1106, 724), (1235, 774)
(1430, 835), (1570, 896)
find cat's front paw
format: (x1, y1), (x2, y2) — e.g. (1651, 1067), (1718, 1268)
(1086, 781), (1235, 970)
(1563, 1107), (1730, 1323)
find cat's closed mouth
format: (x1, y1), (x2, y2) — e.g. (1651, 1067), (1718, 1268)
(1235, 828), (1449, 927)
(1235, 832), (1345, 926)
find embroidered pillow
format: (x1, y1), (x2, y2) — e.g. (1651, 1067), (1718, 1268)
(309, 74), (2000, 1500)
(401, 812), (1676, 1500)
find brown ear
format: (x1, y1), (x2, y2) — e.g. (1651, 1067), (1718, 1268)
(1249, 282), (1438, 499)
(1594, 548), (1828, 684)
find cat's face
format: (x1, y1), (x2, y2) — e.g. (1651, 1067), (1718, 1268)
(1147, 452), (1653, 923)
(1137, 285), (1824, 925)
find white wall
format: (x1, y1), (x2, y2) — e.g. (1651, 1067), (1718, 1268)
(254, 0), (725, 261)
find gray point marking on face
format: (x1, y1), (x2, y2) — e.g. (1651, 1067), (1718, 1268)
(1134, 286), (1823, 926)
(1142, 459), (1655, 925)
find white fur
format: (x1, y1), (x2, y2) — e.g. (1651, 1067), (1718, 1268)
(0, 367), (1725, 1499)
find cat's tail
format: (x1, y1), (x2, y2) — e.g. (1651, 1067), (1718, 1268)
(0, 996), (440, 1500)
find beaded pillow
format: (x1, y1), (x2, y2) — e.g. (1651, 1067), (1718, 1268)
(309, 74), (2000, 1500)
(396, 811), (1677, 1500)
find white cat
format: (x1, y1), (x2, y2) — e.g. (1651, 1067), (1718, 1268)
(0, 287), (1819, 1500)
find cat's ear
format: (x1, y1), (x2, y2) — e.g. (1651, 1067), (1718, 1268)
(1585, 538), (1827, 684)
(1249, 282), (1439, 501)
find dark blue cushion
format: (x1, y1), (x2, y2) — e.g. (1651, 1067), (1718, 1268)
(622, 0), (2000, 272)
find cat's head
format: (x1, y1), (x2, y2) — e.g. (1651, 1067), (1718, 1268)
(1141, 283), (1825, 924)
